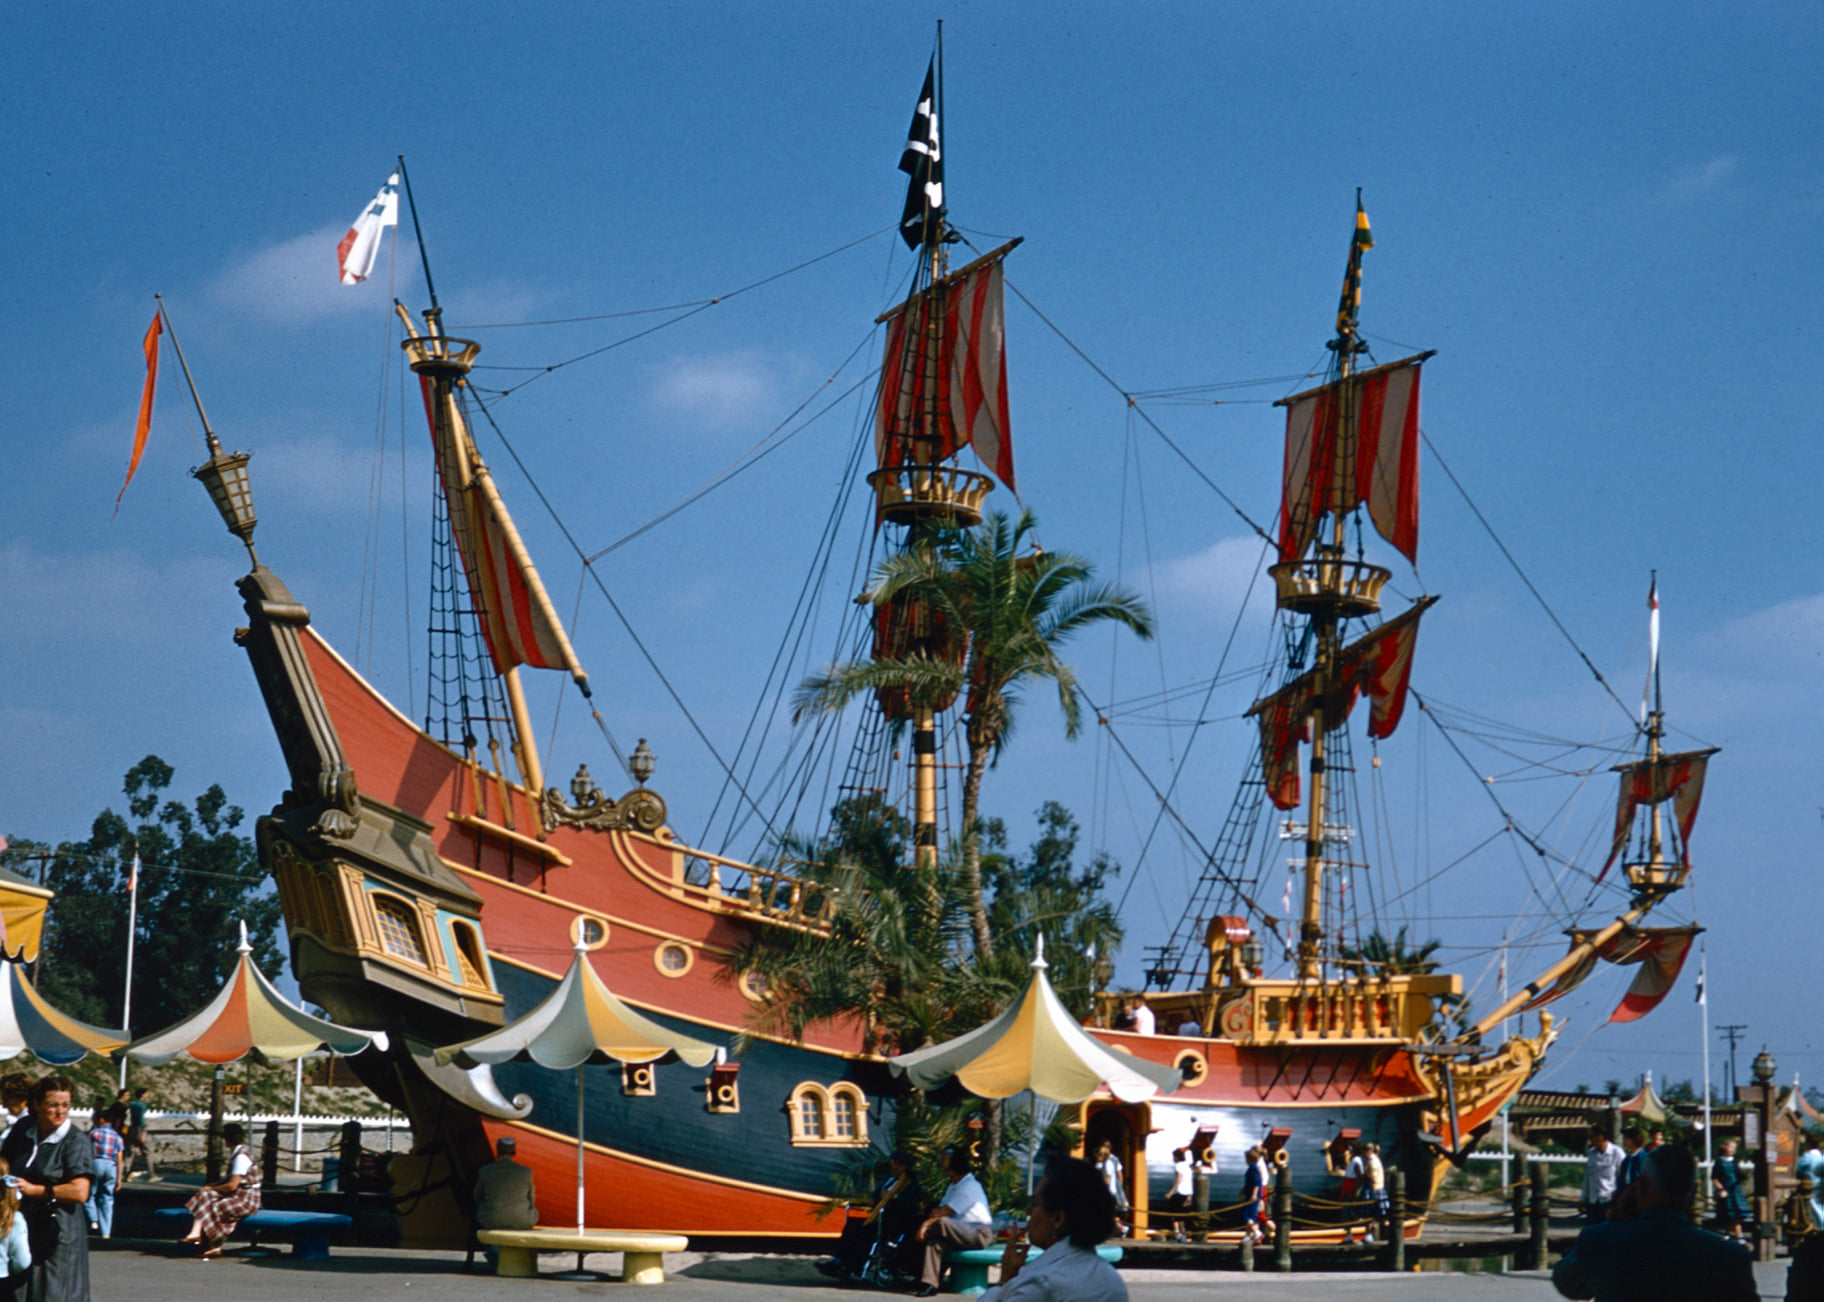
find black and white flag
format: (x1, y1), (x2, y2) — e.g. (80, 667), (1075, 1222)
(898, 59), (944, 249)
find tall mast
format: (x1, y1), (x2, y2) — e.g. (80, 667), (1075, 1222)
(1290, 194), (1374, 980)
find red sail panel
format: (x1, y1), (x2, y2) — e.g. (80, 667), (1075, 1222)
(420, 378), (586, 683)
(1278, 356), (1425, 565)
(1251, 599), (1432, 810)
(1600, 750), (1714, 879)
(1607, 927), (1699, 1024)
(874, 255), (1015, 492)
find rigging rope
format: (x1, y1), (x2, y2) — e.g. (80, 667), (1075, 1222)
(461, 225), (896, 398)
(1422, 431), (1637, 728)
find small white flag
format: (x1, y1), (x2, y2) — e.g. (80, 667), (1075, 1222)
(337, 172), (400, 285)
(1640, 577), (1660, 725)
(1695, 950), (1706, 1005)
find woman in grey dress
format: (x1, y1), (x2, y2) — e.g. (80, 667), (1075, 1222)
(0, 1076), (89, 1302)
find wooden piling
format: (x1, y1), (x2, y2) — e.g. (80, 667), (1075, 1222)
(1512, 1170), (1528, 1233)
(1193, 1167), (1209, 1244)
(1274, 1173), (1293, 1272)
(1528, 1159), (1550, 1269)
(1386, 1168), (1406, 1272)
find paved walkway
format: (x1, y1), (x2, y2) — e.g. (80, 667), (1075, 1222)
(90, 1240), (1793, 1300)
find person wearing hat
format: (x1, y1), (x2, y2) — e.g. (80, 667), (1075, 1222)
(473, 1135), (537, 1235)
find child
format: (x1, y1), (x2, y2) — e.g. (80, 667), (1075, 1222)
(0, 1154), (32, 1300)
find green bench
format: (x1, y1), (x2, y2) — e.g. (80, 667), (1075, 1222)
(944, 1242), (1124, 1295)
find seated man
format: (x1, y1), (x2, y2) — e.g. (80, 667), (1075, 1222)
(1551, 1144), (1756, 1302)
(472, 1134), (536, 1269)
(982, 1156), (1126, 1302)
(914, 1148), (994, 1298)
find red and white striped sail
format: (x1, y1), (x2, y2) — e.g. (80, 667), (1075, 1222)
(419, 379), (587, 684)
(1600, 749), (1715, 878)
(1278, 354), (1428, 565)
(1253, 599), (1434, 811)
(875, 249), (1015, 492)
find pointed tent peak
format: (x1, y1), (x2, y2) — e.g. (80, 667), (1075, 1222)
(1032, 935), (1047, 972)
(1618, 1078), (1670, 1124)
(237, 919), (251, 954)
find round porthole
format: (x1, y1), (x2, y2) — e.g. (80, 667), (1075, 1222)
(738, 971), (770, 1002)
(570, 914), (610, 951)
(654, 941), (694, 977)
(1176, 1050), (1208, 1086)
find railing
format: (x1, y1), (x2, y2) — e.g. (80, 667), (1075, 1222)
(677, 845), (835, 929)
(1268, 556), (1392, 617)
(867, 463), (995, 527)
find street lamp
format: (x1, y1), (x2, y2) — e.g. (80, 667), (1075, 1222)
(1092, 953), (1115, 993)
(1753, 1048), (1777, 1087)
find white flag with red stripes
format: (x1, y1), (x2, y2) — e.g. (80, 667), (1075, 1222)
(337, 172), (399, 285)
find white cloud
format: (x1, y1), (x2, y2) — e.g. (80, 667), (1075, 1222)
(1139, 534), (1278, 629)
(208, 225), (415, 324)
(1660, 156), (1738, 204)
(647, 350), (781, 432)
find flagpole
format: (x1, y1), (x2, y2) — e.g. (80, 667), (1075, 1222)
(156, 297), (220, 450)
(1700, 946), (1713, 1178)
(395, 155), (440, 312)
(118, 849), (140, 1089)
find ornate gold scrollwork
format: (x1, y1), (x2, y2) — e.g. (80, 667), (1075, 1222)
(542, 764), (667, 834)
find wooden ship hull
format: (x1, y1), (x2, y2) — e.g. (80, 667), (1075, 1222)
(234, 566), (1544, 1242)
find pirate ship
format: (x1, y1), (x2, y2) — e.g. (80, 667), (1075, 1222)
(190, 65), (1710, 1247)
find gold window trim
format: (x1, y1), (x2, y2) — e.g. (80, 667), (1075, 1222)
(787, 1082), (870, 1148)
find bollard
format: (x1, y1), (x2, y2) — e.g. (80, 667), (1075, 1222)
(1274, 1172), (1293, 1273)
(261, 1119), (280, 1188)
(206, 1067), (225, 1184)
(339, 1119), (363, 1214)
(1512, 1170), (1528, 1233)
(1386, 1168), (1405, 1272)
(1192, 1168), (1209, 1244)
(1239, 1235), (1255, 1272)
(1528, 1160), (1550, 1270)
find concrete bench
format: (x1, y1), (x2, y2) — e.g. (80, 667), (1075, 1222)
(153, 1207), (352, 1260)
(945, 1242), (1123, 1295)
(477, 1228), (690, 1284)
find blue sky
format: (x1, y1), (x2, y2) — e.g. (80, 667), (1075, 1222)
(4, 2), (1819, 1096)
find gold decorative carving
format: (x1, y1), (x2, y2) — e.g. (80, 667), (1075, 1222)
(542, 765), (667, 834)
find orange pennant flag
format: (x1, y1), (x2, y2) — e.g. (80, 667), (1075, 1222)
(115, 311), (163, 516)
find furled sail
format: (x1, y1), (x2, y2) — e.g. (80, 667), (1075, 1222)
(1276, 352), (1432, 565)
(418, 378), (588, 688)
(1517, 925), (1701, 1024)
(1251, 597), (1435, 810)
(1600, 748), (1716, 878)
(875, 241), (1019, 492)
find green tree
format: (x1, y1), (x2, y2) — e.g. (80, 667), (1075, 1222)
(2, 755), (283, 1033)
(795, 508), (1152, 964)
(981, 801), (1124, 1021)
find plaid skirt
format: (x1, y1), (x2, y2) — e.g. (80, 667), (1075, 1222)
(187, 1161), (262, 1248)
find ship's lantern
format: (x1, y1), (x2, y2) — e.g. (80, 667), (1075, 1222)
(1092, 953), (1115, 992)
(1752, 1048), (1777, 1086)
(192, 443), (258, 561)
(630, 739), (656, 787)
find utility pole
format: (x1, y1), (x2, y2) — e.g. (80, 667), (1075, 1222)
(1718, 1024), (1748, 1098)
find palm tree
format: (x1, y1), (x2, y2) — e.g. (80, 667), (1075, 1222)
(795, 509), (1153, 963)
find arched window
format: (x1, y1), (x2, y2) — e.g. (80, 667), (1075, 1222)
(372, 894), (427, 966)
(788, 1082), (869, 1147)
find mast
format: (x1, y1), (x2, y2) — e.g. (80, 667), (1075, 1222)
(1292, 193), (1373, 980)
(397, 304), (589, 799)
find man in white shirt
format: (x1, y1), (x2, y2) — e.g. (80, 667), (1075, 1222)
(1126, 997), (1155, 1036)
(914, 1148), (994, 1297)
(981, 1156), (1127, 1302)
(1581, 1128), (1623, 1223)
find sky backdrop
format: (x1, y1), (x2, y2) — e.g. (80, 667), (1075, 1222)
(5, 1), (1819, 1100)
